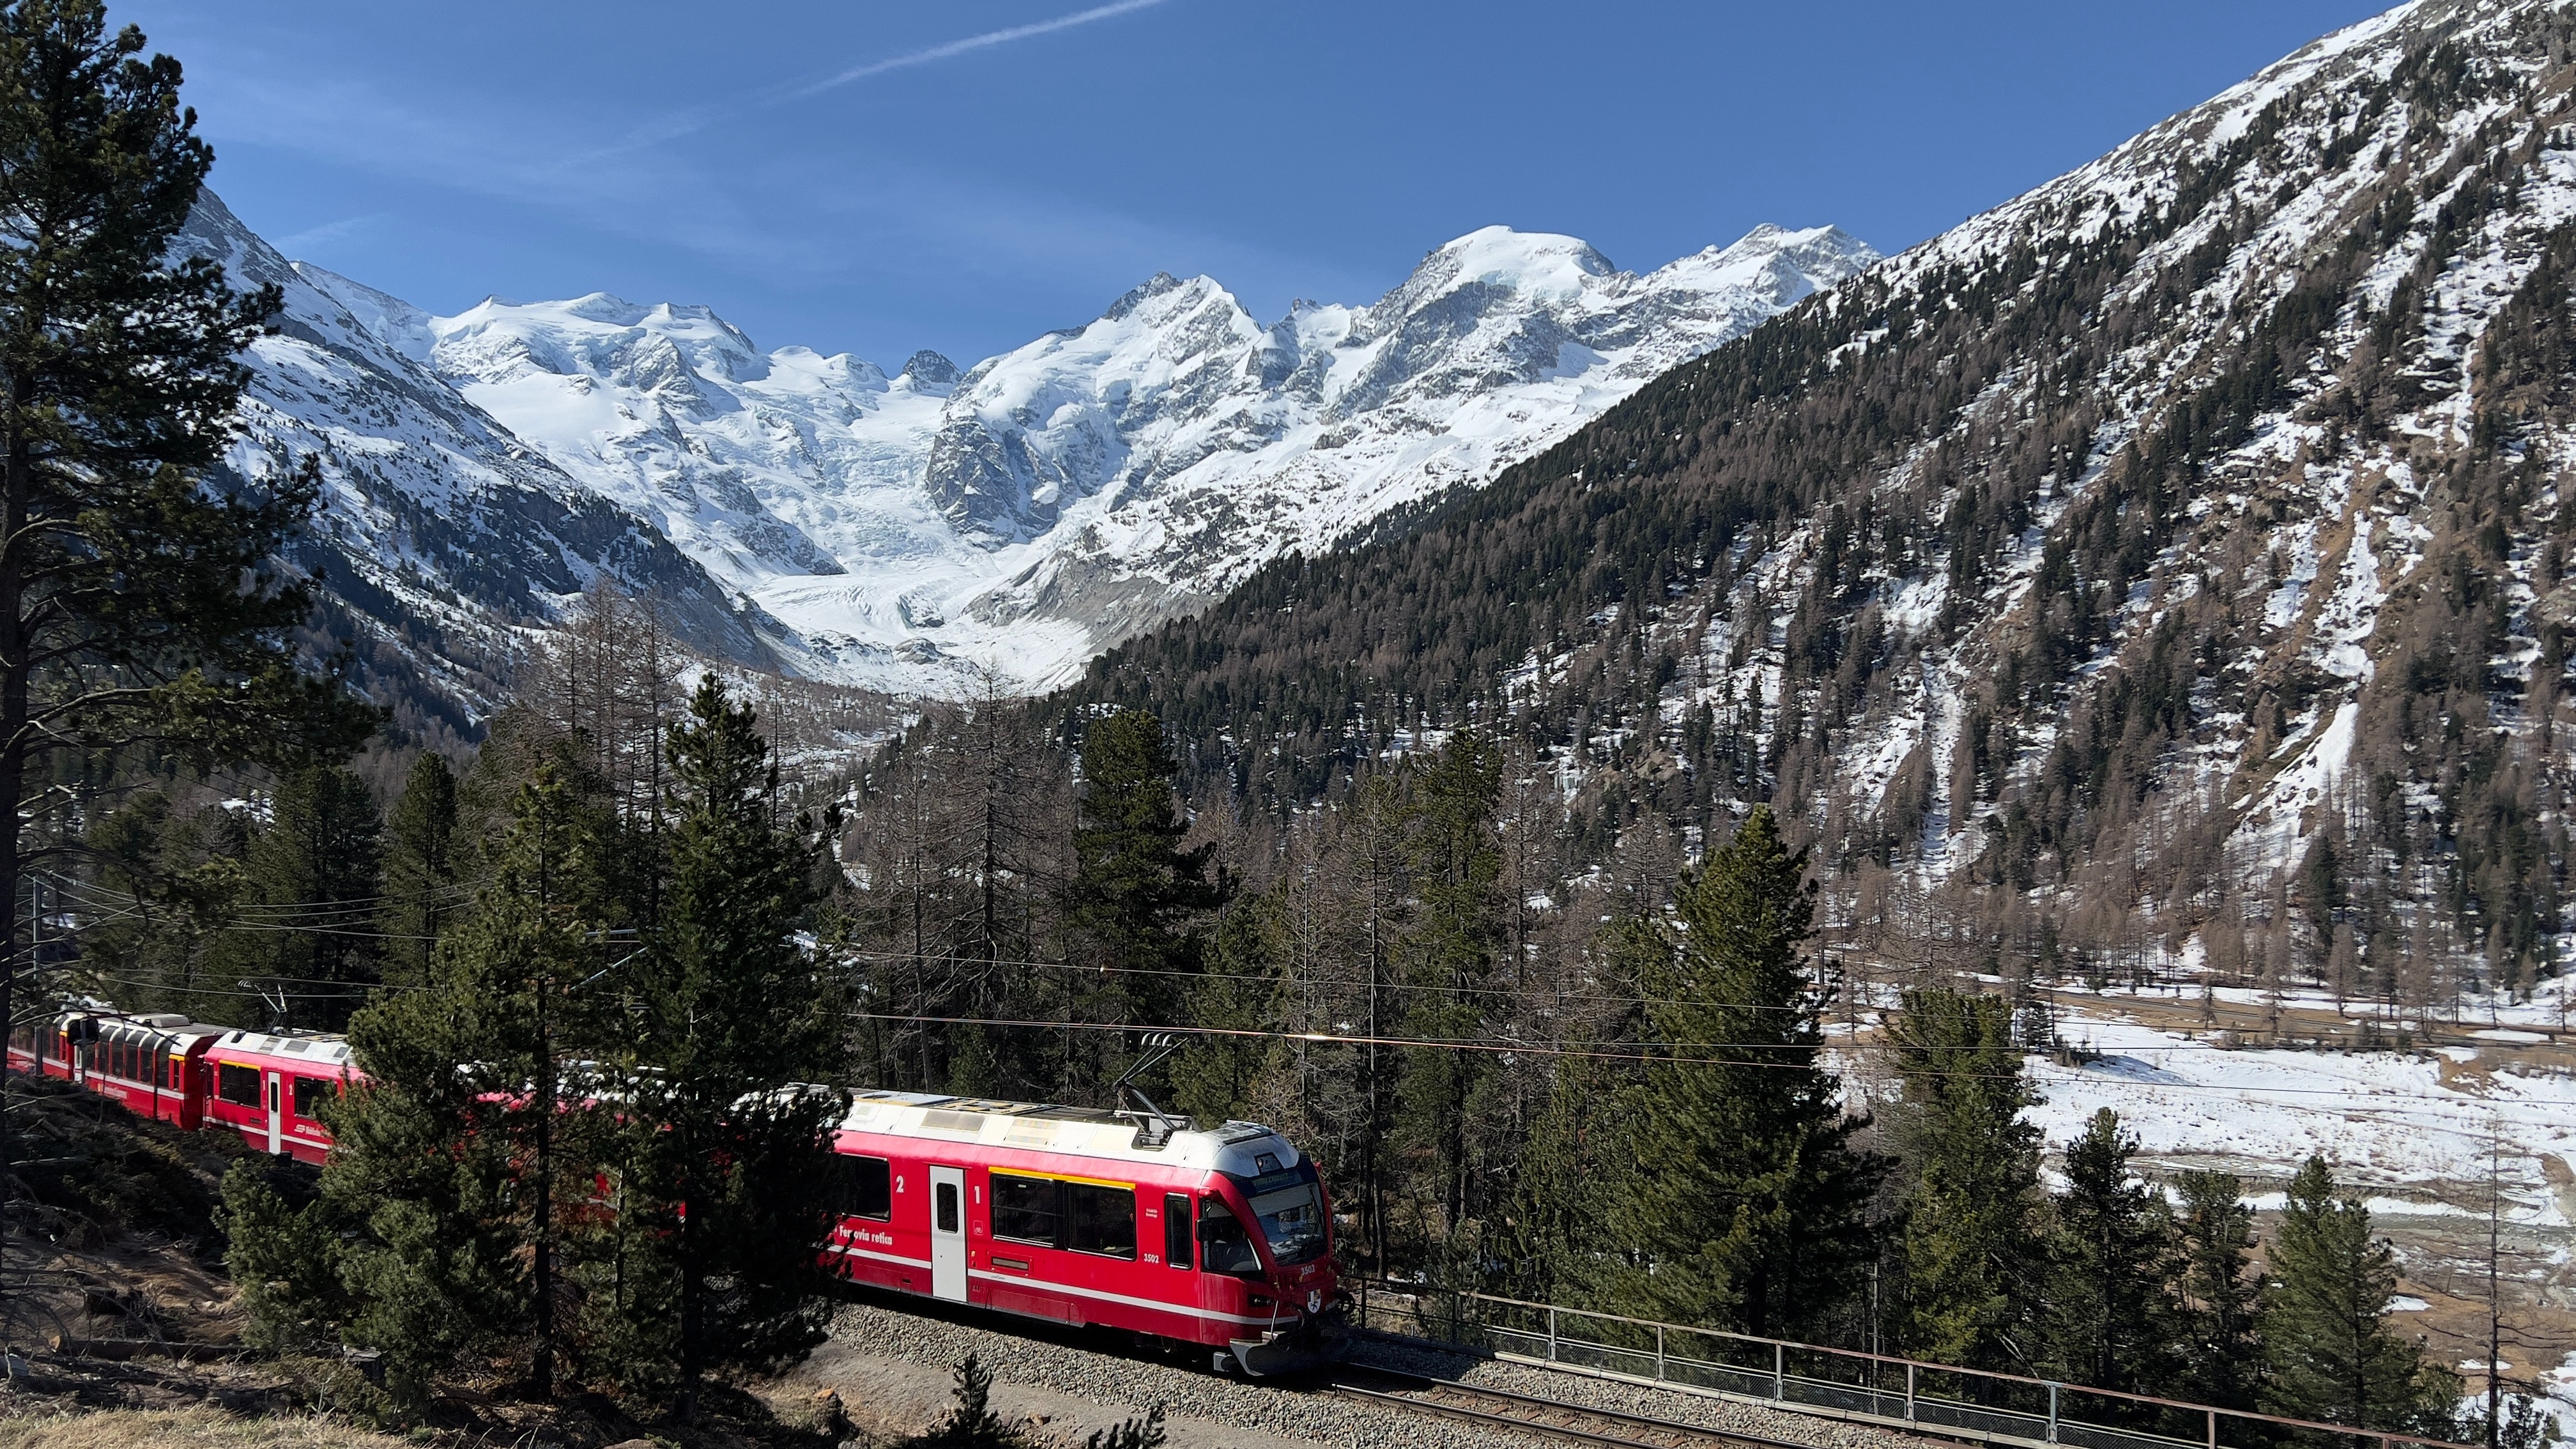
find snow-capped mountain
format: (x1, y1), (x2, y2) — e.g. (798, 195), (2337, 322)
(296, 222), (1871, 697)
(176, 194), (783, 740)
(900, 224), (1876, 681)
(1081, 0), (2576, 986)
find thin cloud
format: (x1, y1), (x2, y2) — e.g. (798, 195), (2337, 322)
(276, 213), (384, 254)
(784, 0), (1173, 101)
(575, 1), (1179, 162)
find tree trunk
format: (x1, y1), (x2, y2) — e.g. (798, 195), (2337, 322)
(532, 977), (555, 1400)
(0, 419), (30, 1252)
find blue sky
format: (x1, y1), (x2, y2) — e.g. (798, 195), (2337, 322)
(126, 0), (2390, 369)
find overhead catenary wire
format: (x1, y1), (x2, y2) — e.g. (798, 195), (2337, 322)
(832, 946), (2476, 1055)
(840, 1010), (2550, 1100)
(25, 877), (2553, 1099)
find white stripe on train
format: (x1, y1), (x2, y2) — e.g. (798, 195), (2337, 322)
(822, 1241), (1284, 1328)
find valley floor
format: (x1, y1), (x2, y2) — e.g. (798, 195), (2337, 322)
(1832, 976), (2576, 1432)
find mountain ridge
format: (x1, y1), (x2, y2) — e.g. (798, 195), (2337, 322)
(177, 192), (787, 747)
(240, 208), (1873, 702)
(1070, 0), (2576, 997)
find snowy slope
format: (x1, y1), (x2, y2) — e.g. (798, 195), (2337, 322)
(417, 295), (962, 592)
(321, 224), (1871, 696)
(889, 224), (1878, 684)
(176, 194), (779, 733)
(1552, 0), (2576, 900)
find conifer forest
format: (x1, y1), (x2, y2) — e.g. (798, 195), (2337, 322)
(12, 0), (2576, 1443)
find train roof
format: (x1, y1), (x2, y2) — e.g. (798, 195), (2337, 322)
(837, 1089), (1305, 1179)
(213, 1030), (356, 1070)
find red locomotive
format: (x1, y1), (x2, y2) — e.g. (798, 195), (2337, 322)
(8, 1006), (1344, 1372)
(820, 1089), (1340, 1374)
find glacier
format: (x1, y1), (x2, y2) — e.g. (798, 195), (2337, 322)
(207, 189), (1874, 703)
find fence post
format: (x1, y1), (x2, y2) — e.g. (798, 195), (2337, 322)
(1547, 1306), (1558, 1363)
(1655, 1324), (1666, 1383)
(1906, 1363), (1917, 1422)
(1774, 1342), (1785, 1401)
(2047, 1383), (2059, 1445)
(2206, 1409), (2217, 1449)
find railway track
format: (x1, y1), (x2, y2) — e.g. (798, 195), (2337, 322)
(1323, 1367), (1807, 1449)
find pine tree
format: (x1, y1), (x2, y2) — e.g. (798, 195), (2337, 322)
(1496, 1048), (1623, 1307)
(1890, 987), (2044, 1369)
(245, 763), (384, 1028)
(1615, 806), (1882, 1338)
(231, 766), (606, 1408)
(2262, 1155), (2459, 1432)
(2043, 1109), (2173, 1395)
(78, 788), (256, 1023)
(1062, 709), (1227, 1094)
(586, 674), (845, 1418)
(2168, 1170), (2262, 1409)
(916, 1355), (1018, 1448)
(1395, 730), (1503, 1256)
(0, 0), (376, 1168)
(380, 753), (461, 986)
(1169, 888), (1284, 1128)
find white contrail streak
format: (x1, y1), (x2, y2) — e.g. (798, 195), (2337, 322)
(786, 0), (1174, 100)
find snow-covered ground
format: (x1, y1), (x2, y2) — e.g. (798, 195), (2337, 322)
(2021, 1015), (2576, 1210)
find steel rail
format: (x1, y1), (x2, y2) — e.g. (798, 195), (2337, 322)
(1326, 1367), (1803, 1449)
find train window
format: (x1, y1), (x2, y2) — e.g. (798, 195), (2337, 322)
(824, 1155), (892, 1221)
(216, 1063), (261, 1107)
(934, 1182), (958, 1235)
(1198, 1201), (1261, 1275)
(989, 1173), (1060, 1246)
(292, 1077), (331, 1121)
(1062, 1183), (1135, 1259)
(1163, 1193), (1192, 1270)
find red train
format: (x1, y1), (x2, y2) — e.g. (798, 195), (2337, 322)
(8, 1007), (1344, 1374)
(8, 1009), (349, 1163)
(821, 1089), (1340, 1374)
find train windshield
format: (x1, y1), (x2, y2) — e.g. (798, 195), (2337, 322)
(1229, 1163), (1327, 1267)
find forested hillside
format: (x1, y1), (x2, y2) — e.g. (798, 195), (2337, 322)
(1064, 0), (2576, 1025)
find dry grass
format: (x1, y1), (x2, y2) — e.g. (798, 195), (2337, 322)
(0, 1406), (411, 1448)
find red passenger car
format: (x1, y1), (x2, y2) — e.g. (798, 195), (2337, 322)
(7, 1012), (356, 1160)
(198, 1029), (357, 1163)
(818, 1091), (1342, 1375)
(8, 1009), (225, 1128)
(8, 1004), (1350, 1374)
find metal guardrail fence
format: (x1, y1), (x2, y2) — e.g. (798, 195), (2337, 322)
(1351, 1282), (2479, 1449)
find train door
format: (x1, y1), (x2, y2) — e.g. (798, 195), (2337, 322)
(264, 1070), (284, 1154)
(928, 1165), (966, 1302)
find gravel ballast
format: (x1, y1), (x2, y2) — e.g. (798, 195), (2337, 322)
(801, 1296), (1953, 1449)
